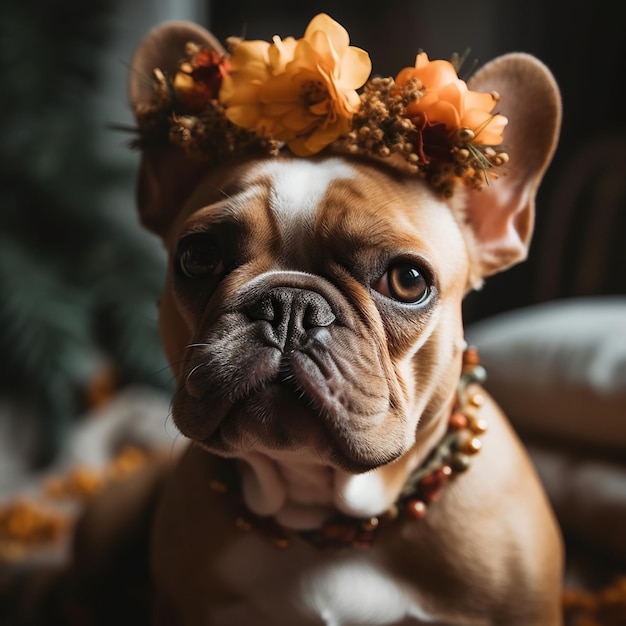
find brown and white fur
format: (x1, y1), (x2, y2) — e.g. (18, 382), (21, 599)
(88, 20), (564, 626)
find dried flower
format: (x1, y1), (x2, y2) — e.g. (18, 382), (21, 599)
(174, 45), (231, 114)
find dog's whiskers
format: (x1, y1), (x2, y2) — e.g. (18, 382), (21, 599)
(163, 406), (183, 449)
(186, 362), (208, 384)
(215, 186), (233, 201)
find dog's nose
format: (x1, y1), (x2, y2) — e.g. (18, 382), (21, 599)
(246, 287), (335, 349)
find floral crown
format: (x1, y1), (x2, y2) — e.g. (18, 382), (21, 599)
(133, 13), (509, 197)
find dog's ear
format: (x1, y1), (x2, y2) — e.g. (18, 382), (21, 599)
(128, 22), (224, 236)
(460, 53), (561, 281)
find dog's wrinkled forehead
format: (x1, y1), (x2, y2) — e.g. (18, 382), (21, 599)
(179, 156), (451, 242)
(169, 155), (471, 289)
(179, 157), (351, 231)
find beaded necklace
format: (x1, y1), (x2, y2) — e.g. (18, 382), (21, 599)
(209, 347), (487, 550)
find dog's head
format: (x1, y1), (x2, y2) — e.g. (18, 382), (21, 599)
(129, 19), (560, 480)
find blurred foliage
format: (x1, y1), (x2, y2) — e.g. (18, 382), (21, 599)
(0, 0), (171, 466)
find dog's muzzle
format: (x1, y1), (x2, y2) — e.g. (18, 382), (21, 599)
(171, 273), (408, 471)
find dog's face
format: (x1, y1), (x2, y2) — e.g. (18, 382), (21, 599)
(159, 156), (470, 473)
(129, 22), (561, 479)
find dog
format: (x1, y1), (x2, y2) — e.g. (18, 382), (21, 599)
(92, 15), (564, 626)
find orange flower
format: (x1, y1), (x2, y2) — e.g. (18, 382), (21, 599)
(219, 13), (372, 156)
(396, 52), (507, 146)
(174, 47), (231, 114)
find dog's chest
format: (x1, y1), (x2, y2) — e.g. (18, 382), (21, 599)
(153, 449), (450, 625)
(208, 533), (438, 625)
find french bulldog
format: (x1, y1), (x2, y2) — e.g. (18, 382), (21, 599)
(115, 18), (564, 626)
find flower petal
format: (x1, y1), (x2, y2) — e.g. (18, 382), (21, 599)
(395, 66), (422, 88)
(437, 82), (465, 112)
(414, 51), (430, 70)
(291, 38), (325, 72)
(463, 90), (497, 115)
(337, 46), (371, 88)
(268, 36), (297, 72)
(261, 102), (296, 116)
(424, 99), (461, 128)
(304, 13), (349, 54)
(416, 58), (459, 88)
(282, 107), (316, 132)
(225, 103), (262, 129)
(468, 113), (508, 144)
(307, 29), (340, 71)
(259, 74), (300, 104)
(229, 40), (270, 70)
(220, 76), (263, 106)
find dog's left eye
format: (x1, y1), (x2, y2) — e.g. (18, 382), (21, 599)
(176, 235), (224, 279)
(374, 262), (430, 304)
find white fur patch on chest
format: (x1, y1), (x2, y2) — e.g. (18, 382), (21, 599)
(300, 559), (437, 625)
(210, 536), (437, 625)
(237, 451), (399, 531)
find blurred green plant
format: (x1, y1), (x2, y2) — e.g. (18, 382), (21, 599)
(0, 0), (172, 466)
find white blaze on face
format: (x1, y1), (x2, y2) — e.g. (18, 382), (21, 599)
(251, 158), (355, 234)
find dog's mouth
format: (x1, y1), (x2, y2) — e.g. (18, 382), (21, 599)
(196, 348), (354, 460)
(173, 340), (405, 473)
(208, 374), (330, 453)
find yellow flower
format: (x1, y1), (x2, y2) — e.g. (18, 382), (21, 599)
(396, 52), (507, 146)
(219, 13), (372, 156)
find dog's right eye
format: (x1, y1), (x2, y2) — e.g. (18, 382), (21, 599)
(373, 260), (431, 304)
(176, 235), (224, 279)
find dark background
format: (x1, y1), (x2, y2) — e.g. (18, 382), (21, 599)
(1, 0), (624, 466)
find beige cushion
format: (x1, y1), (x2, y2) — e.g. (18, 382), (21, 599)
(466, 297), (626, 449)
(467, 298), (626, 560)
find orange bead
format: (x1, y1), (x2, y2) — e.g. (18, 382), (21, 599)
(469, 418), (488, 435)
(449, 411), (469, 430)
(463, 346), (480, 366)
(469, 392), (485, 408)
(439, 465), (453, 478)
(463, 437), (482, 455)
(405, 499), (427, 520)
